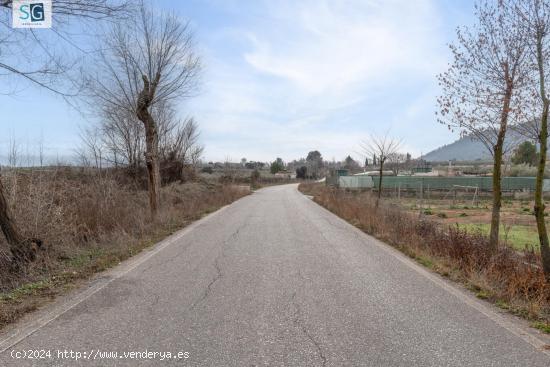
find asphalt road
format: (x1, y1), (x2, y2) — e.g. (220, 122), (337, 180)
(1, 184), (549, 366)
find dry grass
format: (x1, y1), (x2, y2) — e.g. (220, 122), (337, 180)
(299, 182), (550, 328)
(0, 167), (248, 329)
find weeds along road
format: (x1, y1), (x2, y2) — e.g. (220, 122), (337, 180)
(1, 184), (549, 366)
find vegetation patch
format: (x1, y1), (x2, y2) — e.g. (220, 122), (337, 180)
(533, 322), (550, 334)
(457, 223), (539, 251)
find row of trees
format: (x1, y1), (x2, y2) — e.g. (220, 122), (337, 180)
(78, 109), (203, 176)
(267, 151), (326, 178)
(271, 148), (410, 180)
(0, 1), (201, 263)
(438, 0), (550, 279)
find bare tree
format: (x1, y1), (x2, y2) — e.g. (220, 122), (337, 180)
(83, 102), (203, 178)
(437, 0), (530, 251)
(76, 125), (106, 170)
(189, 145), (204, 167)
(512, 0), (550, 281)
(102, 108), (144, 171)
(84, 2), (200, 219)
(360, 134), (401, 207)
(0, 1), (128, 263)
(157, 107), (203, 166)
(386, 152), (406, 176)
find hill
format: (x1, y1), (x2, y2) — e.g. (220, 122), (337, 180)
(423, 131), (527, 162)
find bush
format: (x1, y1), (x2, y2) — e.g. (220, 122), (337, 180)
(250, 169), (261, 188)
(296, 166), (307, 179)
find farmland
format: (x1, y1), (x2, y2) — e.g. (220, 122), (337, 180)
(387, 194), (545, 251)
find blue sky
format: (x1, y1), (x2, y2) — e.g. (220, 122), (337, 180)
(1, 0), (475, 164)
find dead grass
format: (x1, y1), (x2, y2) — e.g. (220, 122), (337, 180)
(299, 182), (550, 328)
(0, 167), (248, 329)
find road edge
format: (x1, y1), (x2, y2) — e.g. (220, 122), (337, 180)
(297, 186), (550, 357)
(0, 193), (249, 353)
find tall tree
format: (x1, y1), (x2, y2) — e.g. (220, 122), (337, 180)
(306, 151), (323, 179)
(270, 158), (285, 174)
(343, 155), (360, 172)
(0, 0), (128, 263)
(84, 2), (200, 219)
(511, 141), (538, 166)
(513, 0), (550, 281)
(437, 0), (530, 251)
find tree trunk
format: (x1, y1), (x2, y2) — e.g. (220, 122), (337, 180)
(489, 71), (512, 252)
(535, 102), (550, 282)
(378, 161), (384, 200)
(136, 74), (161, 220)
(534, 31), (550, 282)
(376, 159), (384, 209)
(0, 176), (39, 262)
(143, 118), (160, 219)
(489, 146), (503, 251)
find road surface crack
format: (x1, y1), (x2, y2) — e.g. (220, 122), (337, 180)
(190, 256), (223, 310)
(190, 222), (248, 310)
(147, 291), (161, 312)
(291, 291), (327, 367)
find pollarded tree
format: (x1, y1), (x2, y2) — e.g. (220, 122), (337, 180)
(437, 0), (530, 251)
(84, 2), (200, 219)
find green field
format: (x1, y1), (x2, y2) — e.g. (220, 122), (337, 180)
(456, 223), (539, 250)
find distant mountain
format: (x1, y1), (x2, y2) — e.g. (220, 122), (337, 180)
(423, 136), (491, 162)
(423, 131), (527, 162)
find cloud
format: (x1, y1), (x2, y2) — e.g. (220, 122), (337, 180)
(185, 0), (453, 162)
(243, 0), (443, 94)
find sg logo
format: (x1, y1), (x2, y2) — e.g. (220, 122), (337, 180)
(12, 0), (51, 28)
(19, 3), (45, 22)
